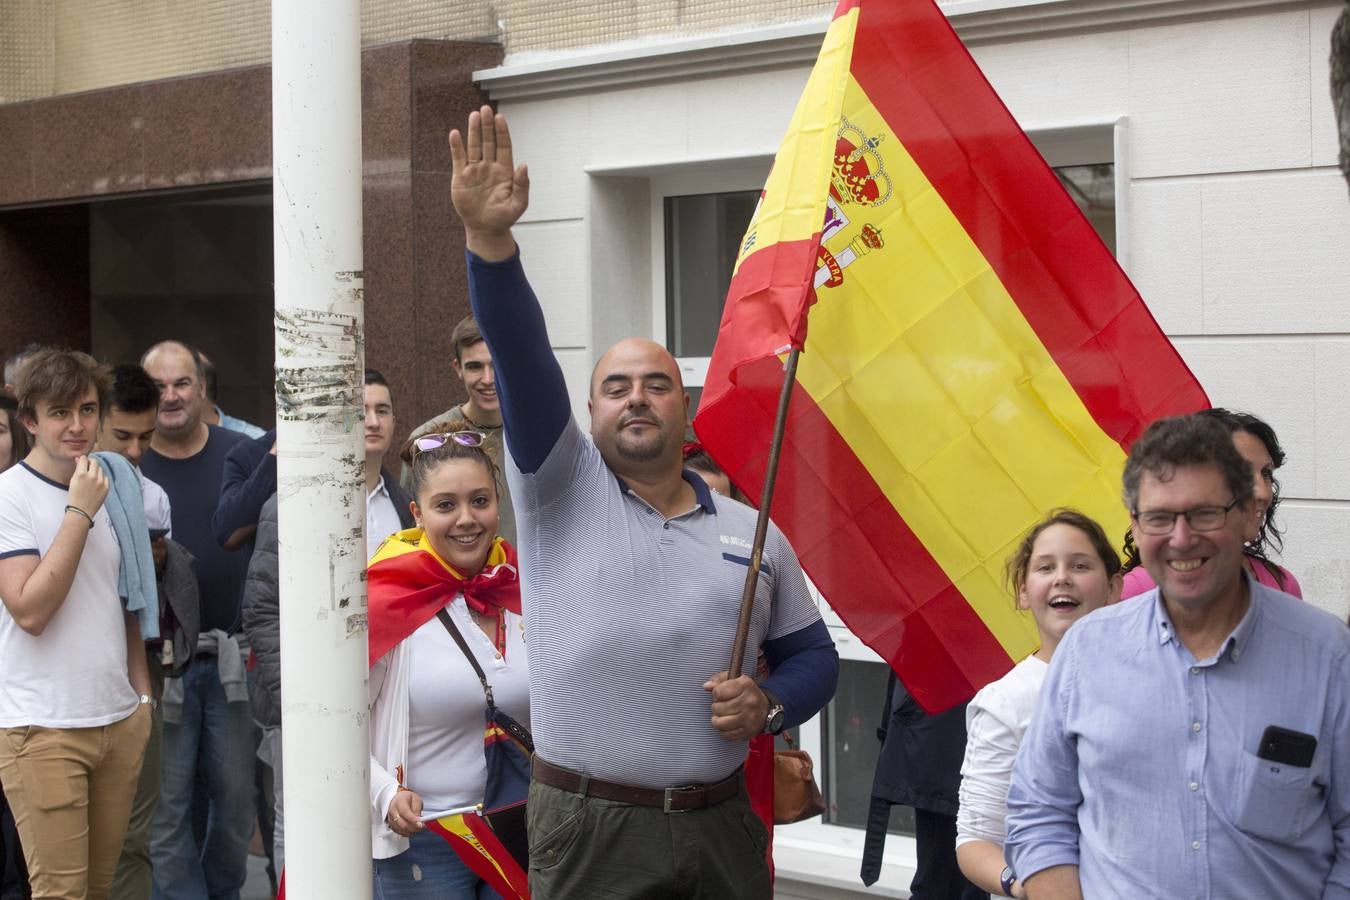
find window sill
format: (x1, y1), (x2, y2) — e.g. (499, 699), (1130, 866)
(772, 827), (915, 899)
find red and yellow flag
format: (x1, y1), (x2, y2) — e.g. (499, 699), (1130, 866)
(694, 0), (1208, 711)
(426, 809), (530, 899)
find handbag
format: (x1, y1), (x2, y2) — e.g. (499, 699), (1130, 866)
(435, 608), (533, 870)
(773, 730), (825, 824)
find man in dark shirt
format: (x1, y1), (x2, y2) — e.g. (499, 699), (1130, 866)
(139, 341), (255, 900)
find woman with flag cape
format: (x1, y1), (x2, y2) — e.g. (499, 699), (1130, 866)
(367, 431), (529, 899)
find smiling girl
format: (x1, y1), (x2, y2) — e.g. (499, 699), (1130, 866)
(955, 510), (1122, 898)
(366, 432), (528, 899)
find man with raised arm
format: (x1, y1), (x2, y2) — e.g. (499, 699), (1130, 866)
(449, 106), (838, 899)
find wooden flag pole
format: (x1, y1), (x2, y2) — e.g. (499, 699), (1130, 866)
(727, 346), (802, 679)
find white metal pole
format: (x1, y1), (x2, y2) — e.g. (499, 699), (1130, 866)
(272, 0), (371, 895)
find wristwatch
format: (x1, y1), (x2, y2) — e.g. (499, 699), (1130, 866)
(762, 689), (786, 735)
(138, 693), (157, 710)
(999, 865), (1017, 897)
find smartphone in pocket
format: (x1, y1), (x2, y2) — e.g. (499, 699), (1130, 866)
(1257, 725), (1317, 768)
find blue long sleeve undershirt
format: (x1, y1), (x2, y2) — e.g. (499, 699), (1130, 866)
(466, 250), (570, 474)
(762, 619), (839, 730)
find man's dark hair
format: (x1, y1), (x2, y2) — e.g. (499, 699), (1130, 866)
(365, 368), (394, 403)
(1122, 414), (1254, 514)
(108, 364), (161, 415)
(450, 315), (484, 363)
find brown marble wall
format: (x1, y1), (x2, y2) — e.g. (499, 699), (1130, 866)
(0, 38), (501, 448)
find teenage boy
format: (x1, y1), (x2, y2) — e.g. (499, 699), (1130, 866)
(95, 363), (174, 900)
(403, 315), (515, 541)
(0, 349), (153, 899)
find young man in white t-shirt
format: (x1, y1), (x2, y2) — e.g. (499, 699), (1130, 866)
(0, 349), (152, 900)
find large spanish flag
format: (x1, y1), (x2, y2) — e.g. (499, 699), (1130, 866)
(693, 0), (1207, 711)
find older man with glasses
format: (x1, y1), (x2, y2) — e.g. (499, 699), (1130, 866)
(1004, 413), (1350, 900)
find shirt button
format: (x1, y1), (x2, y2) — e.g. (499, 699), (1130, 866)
(1192, 722), (1202, 733)
(494, 653), (502, 660)
(1191, 841), (1201, 850)
(1190, 667), (1200, 675)
(1189, 782), (1199, 791)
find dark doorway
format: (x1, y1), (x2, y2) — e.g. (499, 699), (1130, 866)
(89, 183), (275, 429)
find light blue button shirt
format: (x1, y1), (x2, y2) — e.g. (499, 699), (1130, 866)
(216, 406), (266, 440)
(1006, 579), (1350, 899)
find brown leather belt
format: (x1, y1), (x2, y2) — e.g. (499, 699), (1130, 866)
(532, 756), (742, 813)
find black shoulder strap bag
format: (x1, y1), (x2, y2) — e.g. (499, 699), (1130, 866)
(434, 607), (533, 871)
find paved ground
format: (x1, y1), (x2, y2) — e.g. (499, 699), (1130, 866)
(243, 852), (275, 900)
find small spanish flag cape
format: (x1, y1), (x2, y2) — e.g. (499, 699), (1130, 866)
(366, 528), (520, 667)
(425, 810), (530, 899)
(694, 0), (1208, 712)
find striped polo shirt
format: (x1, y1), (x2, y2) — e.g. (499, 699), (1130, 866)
(510, 419), (823, 788)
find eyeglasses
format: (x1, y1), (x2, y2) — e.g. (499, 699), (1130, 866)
(1131, 498), (1241, 536)
(411, 431), (485, 456)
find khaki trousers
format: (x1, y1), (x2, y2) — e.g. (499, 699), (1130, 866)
(0, 705), (151, 900)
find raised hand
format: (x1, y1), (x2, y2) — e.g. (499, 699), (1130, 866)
(449, 105), (530, 261)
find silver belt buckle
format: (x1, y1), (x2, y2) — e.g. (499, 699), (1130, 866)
(663, 785), (696, 814)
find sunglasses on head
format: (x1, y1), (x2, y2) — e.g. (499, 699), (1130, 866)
(412, 431), (486, 455)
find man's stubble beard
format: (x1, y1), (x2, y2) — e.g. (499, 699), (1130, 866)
(614, 430), (667, 463)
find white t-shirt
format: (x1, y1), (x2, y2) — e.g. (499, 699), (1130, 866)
(366, 477), (403, 561)
(140, 471), (173, 534)
(957, 654), (1048, 849)
(0, 463), (139, 727)
(404, 598), (529, 811)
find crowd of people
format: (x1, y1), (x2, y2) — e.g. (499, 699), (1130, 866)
(0, 104), (1346, 900)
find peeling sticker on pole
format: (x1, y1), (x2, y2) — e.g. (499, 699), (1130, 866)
(276, 364), (360, 422)
(335, 270), (365, 305)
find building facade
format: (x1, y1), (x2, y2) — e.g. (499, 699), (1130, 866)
(2, 1), (1347, 896)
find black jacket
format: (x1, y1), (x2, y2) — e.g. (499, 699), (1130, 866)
(861, 673), (974, 886)
(242, 470), (414, 729)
